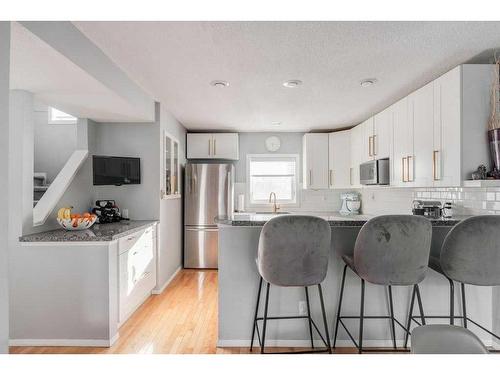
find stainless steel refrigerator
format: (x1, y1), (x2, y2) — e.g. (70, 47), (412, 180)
(184, 162), (234, 268)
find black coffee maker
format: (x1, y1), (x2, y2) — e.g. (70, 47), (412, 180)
(92, 200), (123, 224)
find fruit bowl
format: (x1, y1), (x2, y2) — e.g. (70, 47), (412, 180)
(57, 216), (97, 231)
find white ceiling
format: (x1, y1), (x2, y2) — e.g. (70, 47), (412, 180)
(73, 21), (500, 132)
(10, 22), (154, 123)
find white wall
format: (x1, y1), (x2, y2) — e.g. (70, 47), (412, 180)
(0, 21), (11, 354)
(33, 101), (77, 183)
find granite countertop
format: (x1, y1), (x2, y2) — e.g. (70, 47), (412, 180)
(215, 212), (467, 227)
(19, 220), (158, 242)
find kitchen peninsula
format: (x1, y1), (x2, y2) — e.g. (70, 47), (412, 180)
(10, 221), (158, 347)
(216, 213), (497, 348)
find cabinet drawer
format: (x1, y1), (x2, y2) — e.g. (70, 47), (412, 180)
(118, 229), (146, 255)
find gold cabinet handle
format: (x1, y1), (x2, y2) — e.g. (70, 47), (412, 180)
(368, 136), (372, 157)
(349, 167), (353, 185)
(407, 155), (413, 182)
(373, 135), (377, 156)
(433, 150), (439, 181)
(309, 169), (313, 186)
(214, 138), (217, 155)
(329, 170), (333, 187)
(208, 139), (211, 156)
(402, 157), (407, 182)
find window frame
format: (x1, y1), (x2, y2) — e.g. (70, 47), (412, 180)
(246, 153), (300, 208)
(47, 107), (78, 125)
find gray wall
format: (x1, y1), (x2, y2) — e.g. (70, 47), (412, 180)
(93, 117), (161, 220)
(0, 21), (10, 354)
(33, 101), (77, 183)
(235, 132), (304, 183)
(158, 109), (186, 289)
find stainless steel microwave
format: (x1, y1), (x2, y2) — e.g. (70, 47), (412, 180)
(360, 158), (390, 185)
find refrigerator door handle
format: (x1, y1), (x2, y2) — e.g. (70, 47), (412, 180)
(227, 170), (232, 217)
(185, 227), (218, 232)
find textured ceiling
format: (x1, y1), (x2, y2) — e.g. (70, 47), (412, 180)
(74, 21), (500, 132)
(10, 22), (153, 123)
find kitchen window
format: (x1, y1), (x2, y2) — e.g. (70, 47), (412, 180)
(48, 107), (77, 124)
(247, 154), (299, 205)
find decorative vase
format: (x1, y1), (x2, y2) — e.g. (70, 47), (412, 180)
(488, 129), (500, 174)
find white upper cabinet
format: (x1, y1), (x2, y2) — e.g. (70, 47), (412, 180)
(303, 133), (329, 189)
(361, 117), (375, 162)
(410, 82), (435, 187)
(187, 133), (239, 160)
(392, 97), (414, 187)
(373, 107), (392, 159)
(349, 124), (364, 187)
(212, 133), (239, 160)
(328, 130), (351, 189)
(433, 66), (461, 187)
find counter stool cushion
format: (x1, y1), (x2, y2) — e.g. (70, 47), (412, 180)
(411, 324), (489, 354)
(441, 215), (500, 286)
(257, 215), (331, 287)
(353, 215), (432, 285)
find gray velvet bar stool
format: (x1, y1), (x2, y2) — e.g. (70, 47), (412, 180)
(332, 215), (432, 353)
(417, 215), (500, 345)
(250, 215), (332, 354)
(410, 325), (489, 354)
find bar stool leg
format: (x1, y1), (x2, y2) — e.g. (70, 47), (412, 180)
(305, 286), (314, 349)
(404, 285), (417, 348)
(318, 284), (332, 353)
(388, 285), (397, 349)
(332, 264), (347, 349)
(250, 277), (263, 351)
(461, 283), (467, 329)
(448, 278), (455, 325)
(358, 279), (365, 354)
(260, 282), (270, 354)
(415, 284), (426, 325)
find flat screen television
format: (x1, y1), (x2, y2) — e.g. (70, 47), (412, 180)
(93, 155), (141, 186)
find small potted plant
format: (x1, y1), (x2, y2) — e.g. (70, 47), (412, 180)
(488, 55), (500, 178)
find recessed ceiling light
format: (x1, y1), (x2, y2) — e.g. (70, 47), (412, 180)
(360, 78), (377, 87)
(283, 80), (302, 88)
(210, 80), (229, 88)
(271, 121), (282, 126)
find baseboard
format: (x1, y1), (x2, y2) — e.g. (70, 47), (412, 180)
(10, 333), (119, 348)
(217, 339), (409, 348)
(152, 266), (181, 295)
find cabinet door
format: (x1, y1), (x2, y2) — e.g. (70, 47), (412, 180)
(212, 133), (239, 160)
(361, 118), (375, 162)
(411, 82), (435, 187)
(187, 133), (212, 159)
(373, 107), (392, 159)
(433, 67), (461, 187)
(328, 131), (351, 188)
(303, 133), (329, 189)
(349, 125), (363, 187)
(392, 97), (412, 187)
(119, 227), (156, 324)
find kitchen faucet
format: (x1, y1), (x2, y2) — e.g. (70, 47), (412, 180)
(269, 192), (280, 213)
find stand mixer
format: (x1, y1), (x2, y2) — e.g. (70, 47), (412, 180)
(339, 192), (361, 215)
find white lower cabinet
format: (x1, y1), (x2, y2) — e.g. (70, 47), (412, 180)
(118, 225), (156, 325)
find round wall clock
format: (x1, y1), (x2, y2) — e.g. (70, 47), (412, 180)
(265, 136), (281, 152)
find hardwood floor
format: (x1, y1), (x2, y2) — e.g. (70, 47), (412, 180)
(10, 269), (356, 354)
